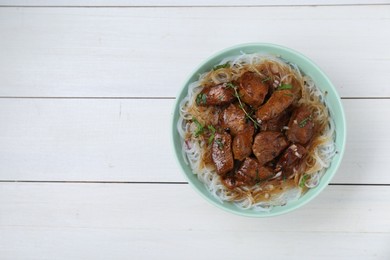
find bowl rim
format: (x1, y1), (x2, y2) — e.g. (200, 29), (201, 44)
(171, 42), (346, 217)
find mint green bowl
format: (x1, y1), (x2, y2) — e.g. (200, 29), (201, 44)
(172, 43), (346, 217)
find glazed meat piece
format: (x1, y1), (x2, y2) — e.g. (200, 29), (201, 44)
(252, 131), (289, 165)
(275, 144), (307, 177)
(223, 158), (274, 188)
(235, 158), (275, 185)
(228, 159), (274, 188)
(196, 84), (235, 106)
(232, 124), (255, 161)
(286, 106), (314, 144)
(260, 109), (290, 132)
(220, 103), (246, 136)
(255, 90), (294, 122)
(211, 133), (234, 177)
(238, 72), (269, 108)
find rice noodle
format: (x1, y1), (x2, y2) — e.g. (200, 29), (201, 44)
(177, 53), (336, 210)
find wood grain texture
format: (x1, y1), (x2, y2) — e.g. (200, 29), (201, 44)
(0, 6), (389, 98)
(0, 98), (388, 184)
(0, 183), (389, 259)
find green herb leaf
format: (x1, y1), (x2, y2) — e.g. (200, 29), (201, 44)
(192, 117), (204, 137)
(225, 82), (237, 89)
(262, 77), (271, 83)
(196, 93), (207, 106)
(207, 125), (216, 144)
(284, 93), (293, 97)
(213, 62), (230, 71)
(277, 84), (293, 90)
(298, 115), (313, 128)
(300, 174), (310, 188)
(215, 138), (224, 150)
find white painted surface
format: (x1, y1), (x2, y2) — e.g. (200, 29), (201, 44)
(0, 2), (389, 259)
(0, 183), (389, 259)
(0, 98), (389, 184)
(1, 0), (389, 6)
(0, 6), (389, 98)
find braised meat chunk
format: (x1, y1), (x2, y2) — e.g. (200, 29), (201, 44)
(260, 109), (290, 132)
(238, 72), (269, 108)
(252, 131), (289, 165)
(223, 157), (274, 188)
(276, 144), (307, 177)
(196, 84), (235, 106)
(220, 103), (246, 136)
(256, 90), (294, 122)
(211, 133), (234, 177)
(232, 125), (255, 161)
(286, 106), (314, 144)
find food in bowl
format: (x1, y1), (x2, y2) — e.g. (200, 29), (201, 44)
(177, 52), (336, 211)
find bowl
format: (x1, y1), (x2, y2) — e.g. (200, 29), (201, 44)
(172, 43), (346, 217)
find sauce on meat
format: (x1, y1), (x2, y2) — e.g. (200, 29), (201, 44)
(191, 65), (322, 190)
(180, 54), (335, 209)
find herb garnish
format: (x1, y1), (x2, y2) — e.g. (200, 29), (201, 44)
(255, 169), (260, 183)
(213, 62), (230, 71)
(225, 82), (260, 128)
(215, 138), (224, 150)
(207, 125), (216, 144)
(262, 77), (271, 83)
(277, 84), (293, 91)
(284, 93), (293, 97)
(299, 174), (309, 188)
(298, 115), (312, 128)
(196, 93), (207, 106)
(192, 117), (204, 137)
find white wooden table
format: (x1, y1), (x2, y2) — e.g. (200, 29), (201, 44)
(0, 1), (389, 259)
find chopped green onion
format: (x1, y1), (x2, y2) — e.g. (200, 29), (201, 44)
(192, 117), (204, 137)
(207, 125), (216, 144)
(300, 174), (310, 188)
(277, 84), (293, 90)
(196, 93), (207, 106)
(298, 115), (313, 128)
(215, 138), (224, 150)
(213, 62), (230, 71)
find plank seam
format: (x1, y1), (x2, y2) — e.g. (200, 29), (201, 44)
(0, 97), (389, 100)
(0, 4), (389, 8)
(0, 180), (388, 186)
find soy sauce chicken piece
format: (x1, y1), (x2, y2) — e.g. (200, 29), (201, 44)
(252, 131), (289, 165)
(275, 144), (307, 177)
(196, 84), (235, 106)
(232, 124), (255, 161)
(238, 72), (269, 108)
(286, 106), (314, 144)
(220, 103), (247, 136)
(211, 132), (234, 177)
(222, 157), (274, 189)
(255, 90), (294, 122)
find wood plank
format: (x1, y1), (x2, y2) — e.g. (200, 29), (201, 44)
(0, 183), (389, 259)
(1, 228), (388, 260)
(1, 0), (389, 7)
(0, 98), (388, 184)
(0, 6), (389, 98)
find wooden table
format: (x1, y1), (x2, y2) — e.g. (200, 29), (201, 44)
(0, 1), (389, 259)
